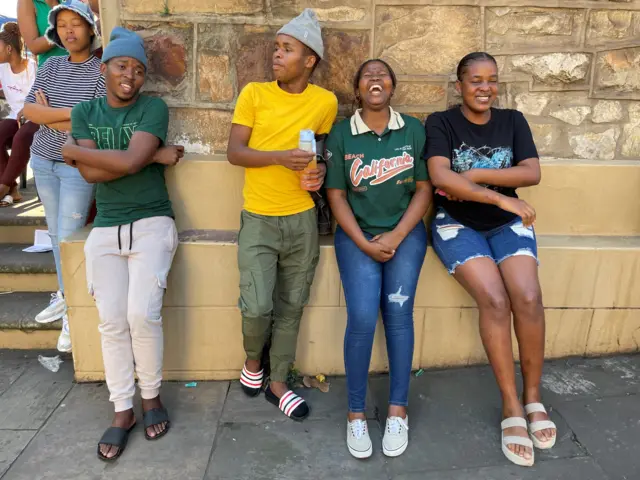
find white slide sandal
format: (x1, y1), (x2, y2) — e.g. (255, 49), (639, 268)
(501, 417), (534, 467)
(525, 402), (557, 449)
(0, 195), (14, 207)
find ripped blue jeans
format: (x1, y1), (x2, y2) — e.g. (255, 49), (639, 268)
(431, 208), (538, 275)
(335, 223), (427, 413)
(31, 155), (95, 292)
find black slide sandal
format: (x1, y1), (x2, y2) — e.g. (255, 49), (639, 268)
(143, 407), (171, 441)
(265, 386), (310, 422)
(97, 423), (136, 462)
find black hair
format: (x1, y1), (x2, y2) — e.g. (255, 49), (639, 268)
(352, 58), (397, 108)
(456, 52), (498, 81)
(0, 22), (23, 57)
(304, 45), (321, 75)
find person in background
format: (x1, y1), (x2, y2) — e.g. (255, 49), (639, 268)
(425, 52), (556, 468)
(18, 0), (100, 67)
(62, 26), (183, 462)
(0, 22), (38, 206)
(325, 59), (431, 459)
(17, 0), (66, 67)
(227, 9), (338, 421)
(23, 0), (104, 352)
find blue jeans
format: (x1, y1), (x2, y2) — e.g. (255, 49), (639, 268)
(431, 208), (538, 274)
(31, 155), (95, 293)
(335, 223), (427, 413)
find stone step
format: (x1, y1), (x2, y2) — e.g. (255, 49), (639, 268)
(0, 292), (61, 349)
(0, 244), (57, 292)
(166, 155), (640, 236)
(61, 228), (640, 380)
(0, 184), (47, 244)
(0, 292), (61, 330)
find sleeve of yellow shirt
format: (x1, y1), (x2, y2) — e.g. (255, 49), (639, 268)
(318, 93), (339, 135)
(232, 83), (256, 128)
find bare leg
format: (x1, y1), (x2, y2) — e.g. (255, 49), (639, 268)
(453, 257), (532, 461)
(499, 255), (556, 444)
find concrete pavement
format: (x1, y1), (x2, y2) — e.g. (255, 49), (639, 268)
(0, 350), (638, 479)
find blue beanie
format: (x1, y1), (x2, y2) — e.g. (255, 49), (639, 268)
(102, 27), (148, 70)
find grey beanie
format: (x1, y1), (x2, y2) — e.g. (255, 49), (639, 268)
(102, 27), (148, 69)
(45, 0), (101, 53)
(277, 8), (324, 60)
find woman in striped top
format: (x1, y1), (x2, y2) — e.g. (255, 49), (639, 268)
(23, 0), (104, 352)
(18, 0), (100, 68)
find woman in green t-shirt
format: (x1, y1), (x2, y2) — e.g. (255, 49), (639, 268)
(17, 0), (65, 66)
(325, 59), (432, 459)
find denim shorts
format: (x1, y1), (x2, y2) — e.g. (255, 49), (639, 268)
(431, 208), (538, 274)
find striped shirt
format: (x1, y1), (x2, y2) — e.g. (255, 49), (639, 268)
(26, 55), (106, 162)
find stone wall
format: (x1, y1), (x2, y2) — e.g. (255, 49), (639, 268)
(117, 0), (640, 160)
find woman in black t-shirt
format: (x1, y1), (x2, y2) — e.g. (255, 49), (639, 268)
(425, 52), (556, 468)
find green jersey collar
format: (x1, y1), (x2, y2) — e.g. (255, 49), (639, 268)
(350, 107), (405, 136)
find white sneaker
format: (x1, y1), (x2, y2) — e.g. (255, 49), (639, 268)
(56, 314), (72, 353)
(346, 419), (372, 459)
(383, 416), (409, 457)
(35, 291), (66, 324)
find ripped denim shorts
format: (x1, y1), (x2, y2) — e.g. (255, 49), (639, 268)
(431, 208), (538, 274)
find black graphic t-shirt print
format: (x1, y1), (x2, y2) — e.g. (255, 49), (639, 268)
(425, 107), (538, 231)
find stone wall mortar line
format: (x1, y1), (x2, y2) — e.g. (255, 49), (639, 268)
(491, 47), (640, 56)
(120, 14), (372, 29)
(191, 22), (198, 103)
(165, 101), (236, 110)
(102, 0), (121, 41)
(481, 6), (486, 51)
(371, 0), (376, 60)
(581, 8), (590, 49)
(264, 0), (273, 23)
(373, 0), (640, 9)
(588, 25), (597, 100)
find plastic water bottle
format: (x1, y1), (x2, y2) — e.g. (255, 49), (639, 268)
(299, 129), (318, 191)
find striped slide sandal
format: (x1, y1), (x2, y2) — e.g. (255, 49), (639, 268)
(240, 365), (264, 397)
(265, 386), (310, 421)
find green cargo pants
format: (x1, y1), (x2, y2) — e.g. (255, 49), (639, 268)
(237, 208), (319, 382)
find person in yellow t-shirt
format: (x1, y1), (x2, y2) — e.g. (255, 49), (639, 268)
(227, 8), (338, 421)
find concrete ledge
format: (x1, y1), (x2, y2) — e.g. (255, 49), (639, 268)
(62, 228), (640, 381)
(62, 230), (640, 310)
(68, 305), (638, 382)
(166, 156), (640, 236)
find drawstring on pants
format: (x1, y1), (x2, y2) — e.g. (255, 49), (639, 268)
(116, 222), (134, 253)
